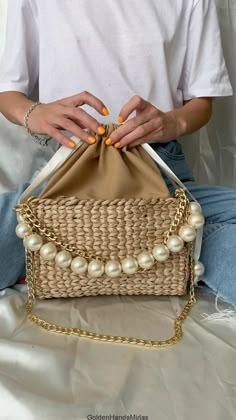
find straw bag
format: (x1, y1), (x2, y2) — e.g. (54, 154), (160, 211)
(15, 124), (205, 348)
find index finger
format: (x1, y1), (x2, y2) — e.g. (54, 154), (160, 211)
(61, 91), (109, 117)
(118, 95), (148, 123)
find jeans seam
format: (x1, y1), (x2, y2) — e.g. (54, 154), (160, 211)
(157, 148), (185, 161)
(203, 223), (225, 240)
(205, 220), (225, 225)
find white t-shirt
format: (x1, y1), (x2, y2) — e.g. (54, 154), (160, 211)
(0, 0), (233, 123)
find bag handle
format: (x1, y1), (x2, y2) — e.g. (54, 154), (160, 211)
(18, 137), (83, 204)
(142, 143), (196, 201)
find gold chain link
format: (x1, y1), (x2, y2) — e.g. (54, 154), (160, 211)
(18, 202), (80, 255)
(164, 188), (189, 243)
(25, 242), (196, 348)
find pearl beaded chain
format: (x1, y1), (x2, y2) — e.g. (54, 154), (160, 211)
(16, 201), (205, 281)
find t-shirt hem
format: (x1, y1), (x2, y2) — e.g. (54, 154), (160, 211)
(183, 87), (233, 100)
(0, 83), (28, 95)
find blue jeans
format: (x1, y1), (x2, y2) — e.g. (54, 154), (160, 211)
(1, 141), (236, 307)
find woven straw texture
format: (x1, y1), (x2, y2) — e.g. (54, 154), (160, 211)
(29, 195), (191, 299)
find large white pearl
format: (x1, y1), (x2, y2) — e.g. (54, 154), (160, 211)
(71, 257), (88, 275)
(189, 202), (202, 214)
(152, 244), (170, 262)
(105, 260), (122, 278)
(166, 236), (184, 253)
(55, 251), (72, 268)
(88, 260), (105, 278)
(179, 225), (196, 243)
(24, 234), (43, 252)
(40, 242), (57, 261)
(137, 252), (155, 269)
(16, 213), (24, 223)
(16, 222), (30, 239)
(121, 257), (138, 275)
(188, 213), (205, 229)
(194, 261), (205, 277)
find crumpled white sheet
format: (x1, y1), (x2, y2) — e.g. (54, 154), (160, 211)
(0, 286), (236, 420)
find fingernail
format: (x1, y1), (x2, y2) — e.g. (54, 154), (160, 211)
(102, 107), (110, 116)
(68, 141), (76, 149)
(88, 136), (97, 144)
(105, 138), (112, 146)
(98, 126), (106, 135)
(114, 143), (121, 149)
(118, 116), (123, 124)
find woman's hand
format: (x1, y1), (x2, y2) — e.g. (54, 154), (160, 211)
(106, 96), (181, 149)
(26, 92), (109, 148)
(106, 96), (212, 149)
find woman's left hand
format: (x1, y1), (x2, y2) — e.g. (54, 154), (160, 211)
(107, 96), (182, 148)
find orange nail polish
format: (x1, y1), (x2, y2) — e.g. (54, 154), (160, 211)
(98, 126), (106, 135)
(118, 116), (123, 124)
(68, 141), (76, 149)
(88, 136), (97, 144)
(105, 138), (112, 146)
(114, 143), (121, 149)
(102, 107), (110, 116)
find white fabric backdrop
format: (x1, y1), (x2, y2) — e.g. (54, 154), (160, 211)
(0, 0), (235, 191)
(181, 0), (236, 189)
(0, 0), (59, 193)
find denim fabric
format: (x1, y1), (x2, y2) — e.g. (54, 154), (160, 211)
(152, 141), (236, 307)
(1, 141), (236, 308)
(0, 184), (28, 288)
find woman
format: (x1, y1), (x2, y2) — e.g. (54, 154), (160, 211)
(0, 0), (235, 307)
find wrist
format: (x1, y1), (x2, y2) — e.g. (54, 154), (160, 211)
(167, 109), (187, 138)
(15, 99), (35, 126)
(23, 102), (51, 146)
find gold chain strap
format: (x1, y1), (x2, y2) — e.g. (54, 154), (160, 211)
(25, 243), (196, 348)
(164, 189), (190, 242)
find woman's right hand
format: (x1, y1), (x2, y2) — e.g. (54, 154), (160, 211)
(26, 92), (109, 148)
